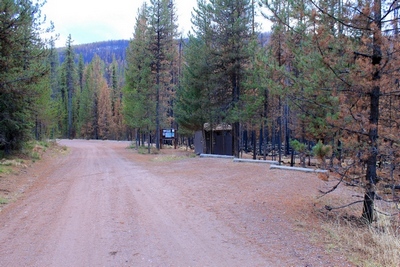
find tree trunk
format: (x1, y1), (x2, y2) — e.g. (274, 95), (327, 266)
(244, 130), (248, 152)
(233, 122), (240, 157)
(68, 87), (73, 138)
(290, 148), (294, 167)
(155, 5), (161, 151)
(278, 103), (282, 165)
(259, 128), (262, 156)
(252, 130), (256, 160)
(362, 186), (376, 223)
(362, 85), (380, 223)
(362, 0), (381, 223)
(147, 132), (151, 154)
(284, 102), (290, 156)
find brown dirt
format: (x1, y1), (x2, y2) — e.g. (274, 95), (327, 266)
(0, 139), (355, 266)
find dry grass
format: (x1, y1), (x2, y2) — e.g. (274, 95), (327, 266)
(0, 140), (65, 210)
(152, 153), (196, 162)
(318, 200), (400, 267)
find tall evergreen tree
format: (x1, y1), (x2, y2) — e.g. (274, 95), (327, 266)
(176, 0), (221, 154)
(81, 55), (108, 139)
(61, 35), (77, 138)
(0, 0), (53, 151)
(97, 77), (113, 139)
(78, 55), (84, 93)
(176, 35), (210, 132)
(110, 60), (124, 140)
(177, 0), (254, 156)
(124, 1), (179, 150)
(124, 3), (156, 148)
(212, 0), (254, 157)
(147, 0), (179, 149)
(264, 0), (338, 162)
(77, 63), (93, 138)
(47, 39), (61, 138)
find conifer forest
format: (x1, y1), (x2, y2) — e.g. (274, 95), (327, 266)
(1, 0), (400, 223)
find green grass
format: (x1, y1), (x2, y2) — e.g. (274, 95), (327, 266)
(0, 197), (8, 205)
(137, 146), (159, 155)
(0, 165), (12, 174)
(31, 151), (41, 161)
(38, 140), (49, 148)
(152, 153), (196, 162)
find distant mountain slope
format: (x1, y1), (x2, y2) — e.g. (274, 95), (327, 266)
(58, 40), (130, 65)
(57, 32), (270, 66)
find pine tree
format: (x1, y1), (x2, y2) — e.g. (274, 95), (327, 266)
(80, 55), (109, 139)
(77, 62), (93, 138)
(176, 0), (215, 133)
(124, 1), (178, 150)
(147, 0), (179, 149)
(239, 38), (269, 159)
(78, 55), (84, 93)
(176, 0), (224, 154)
(263, 0), (400, 223)
(176, 36), (209, 132)
(264, 0), (339, 162)
(61, 35), (77, 138)
(177, 0), (254, 156)
(97, 79), (113, 139)
(308, 0), (400, 223)
(0, 0), (52, 151)
(110, 60), (124, 140)
(32, 58), (54, 141)
(124, 3), (155, 149)
(211, 0), (254, 157)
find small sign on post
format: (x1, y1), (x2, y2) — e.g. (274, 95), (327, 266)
(162, 129), (175, 139)
(160, 129), (177, 149)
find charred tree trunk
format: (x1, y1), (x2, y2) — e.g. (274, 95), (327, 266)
(259, 128), (263, 156)
(362, 85), (380, 223)
(252, 130), (256, 160)
(362, 0), (381, 223)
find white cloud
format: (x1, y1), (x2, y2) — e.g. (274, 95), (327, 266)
(41, 0), (269, 47)
(42, 0), (141, 46)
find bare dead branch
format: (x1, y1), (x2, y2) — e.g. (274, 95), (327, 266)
(325, 200), (364, 211)
(309, 0), (373, 32)
(318, 168), (350, 197)
(375, 209), (400, 217)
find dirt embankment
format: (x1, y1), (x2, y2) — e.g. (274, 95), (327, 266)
(0, 140), (353, 266)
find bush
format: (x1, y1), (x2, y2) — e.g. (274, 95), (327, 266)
(290, 140), (308, 167)
(0, 197), (8, 205)
(312, 141), (332, 169)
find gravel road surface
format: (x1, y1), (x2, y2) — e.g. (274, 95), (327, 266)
(0, 140), (352, 266)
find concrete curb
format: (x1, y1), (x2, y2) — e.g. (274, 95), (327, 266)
(233, 158), (279, 164)
(199, 154), (235, 159)
(270, 164), (328, 173)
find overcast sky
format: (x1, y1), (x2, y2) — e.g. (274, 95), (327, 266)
(42, 0), (269, 47)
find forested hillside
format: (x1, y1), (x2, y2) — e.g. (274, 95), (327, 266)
(58, 40), (129, 65)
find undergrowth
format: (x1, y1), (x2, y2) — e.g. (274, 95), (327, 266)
(22, 141), (48, 161)
(0, 165), (12, 174)
(0, 197), (8, 205)
(0, 140), (57, 166)
(318, 201), (400, 266)
(152, 153), (196, 162)
(137, 146), (159, 155)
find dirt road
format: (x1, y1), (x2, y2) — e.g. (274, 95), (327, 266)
(0, 140), (351, 266)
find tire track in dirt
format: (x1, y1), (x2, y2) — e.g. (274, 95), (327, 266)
(0, 140), (352, 266)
